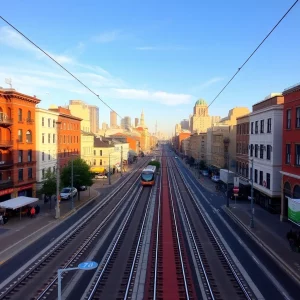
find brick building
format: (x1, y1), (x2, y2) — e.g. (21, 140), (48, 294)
(48, 106), (82, 170)
(0, 89), (40, 201)
(281, 83), (300, 221)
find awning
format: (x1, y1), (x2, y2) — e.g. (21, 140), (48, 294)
(90, 167), (106, 173)
(0, 196), (38, 210)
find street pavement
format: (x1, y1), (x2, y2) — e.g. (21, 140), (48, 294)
(176, 158), (300, 299)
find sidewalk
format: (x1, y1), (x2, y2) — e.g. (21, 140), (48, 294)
(223, 203), (300, 284)
(0, 158), (144, 263)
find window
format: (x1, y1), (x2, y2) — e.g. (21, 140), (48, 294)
(254, 144), (258, 157)
(255, 121), (258, 134)
(250, 167), (253, 180)
(27, 110), (31, 121)
(48, 150), (51, 160)
(28, 149), (32, 162)
(53, 119), (56, 128)
(18, 169), (23, 181)
(260, 145), (264, 159)
(53, 166), (56, 174)
(267, 145), (271, 160)
(100, 159), (102, 165)
(42, 133), (45, 144)
(48, 133), (51, 143)
(266, 173), (271, 189)
(287, 109), (291, 129)
(259, 171), (263, 185)
(18, 129), (23, 142)
(296, 108), (300, 128)
(296, 145), (300, 166)
(18, 108), (22, 122)
(100, 150), (102, 156)
(250, 144), (253, 156)
(48, 118), (51, 127)
(93, 159), (96, 165)
(53, 134), (56, 143)
(42, 151), (45, 161)
(267, 118), (272, 133)
(18, 150), (23, 163)
(286, 144), (291, 164)
(254, 169), (258, 183)
(28, 168), (33, 179)
(94, 150), (96, 155)
(42, 168), (45, 179)
(251, 122), (254, 134)
(26, 130), (32, 143)
(42, 117), (45, 126)
(260, 120), (264, 133)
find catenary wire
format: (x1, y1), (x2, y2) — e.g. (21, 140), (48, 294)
(0, 16), (122, 120)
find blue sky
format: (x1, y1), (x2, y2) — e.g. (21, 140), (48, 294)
(0, 0), (299, 136)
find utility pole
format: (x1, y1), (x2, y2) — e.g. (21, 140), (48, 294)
(71, 157), (74, 210)
(250, 158), (254, 228)
(108, 153), (111, 185)
(55, 161), (60, 219)
(121, 145), (123, 177)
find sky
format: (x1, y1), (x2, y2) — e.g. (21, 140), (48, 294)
(0, 0), (299, 136)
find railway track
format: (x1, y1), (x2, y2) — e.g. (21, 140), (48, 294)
(0, 160), (149, 300)
(83, 185), (154, 299)
(170, 158), (256, 300)
(145, 155), (196, 300)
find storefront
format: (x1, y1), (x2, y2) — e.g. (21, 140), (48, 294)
(17, 184), (33, 197)
(0, 187), (13, 203)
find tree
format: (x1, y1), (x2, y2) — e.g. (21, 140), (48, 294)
(39, 169), (57, 199)
(60, 158), (94, 201)
(148, 160), (160, 171)
(199, 160), (207, 170)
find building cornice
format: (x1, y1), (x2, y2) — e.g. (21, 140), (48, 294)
(280, 171), (300, 180)
(250, 105), (283, 116)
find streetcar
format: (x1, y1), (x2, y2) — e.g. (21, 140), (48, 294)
(141, 165), (156, 186)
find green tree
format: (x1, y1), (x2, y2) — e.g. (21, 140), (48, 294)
(199, 160), (207, 170)
(148, 160), (160, 170)
(60, 158), (94, 201)
(39, 169), (57, 199)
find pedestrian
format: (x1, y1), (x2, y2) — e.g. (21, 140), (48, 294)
(30, 206), (36, 218)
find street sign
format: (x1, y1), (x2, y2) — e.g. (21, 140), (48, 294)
(234, 177), (239, 187)
(233, 187), (239, 194)
(78, 261), (98, 270)
(234, 194), (239, 197)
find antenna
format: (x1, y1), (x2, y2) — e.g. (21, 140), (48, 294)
(5, 78), (12, 88)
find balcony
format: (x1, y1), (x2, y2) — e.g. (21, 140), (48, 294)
(0, 179), (13, 189)
(0, 140), (13, 148)
(0, 114), (13, 127)
(0, 160), (13, 168)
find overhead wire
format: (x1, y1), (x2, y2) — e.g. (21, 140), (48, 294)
(0, 16), (122, 120)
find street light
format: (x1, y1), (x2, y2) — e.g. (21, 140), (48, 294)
(55, 121), (61, 219)
(250, 158), (254, 228)
(70, 153), (78, 210)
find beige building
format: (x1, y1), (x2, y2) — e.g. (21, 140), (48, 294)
(191, 99), (212, 133)
(69, 100), (90, 132)
(175, 123), (181, 136)
(89, 105), (99, 133)
(110, 110), (117, 128)
(81, 131), (95, 167)
(188, 133), (207, 162)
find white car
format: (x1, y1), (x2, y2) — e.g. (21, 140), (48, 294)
(211, 175), (220, 182)
(95, 174), (107, 179)
(60, 187), (77, 200)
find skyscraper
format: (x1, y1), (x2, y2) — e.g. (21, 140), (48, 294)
(89, 105), (99, 133)
(140, 110), (145, 128)
(121, 116), (131, 129)
(135, 118), (139, 127)
(110, 110), (117, 128)
(180, 119), (189, 130)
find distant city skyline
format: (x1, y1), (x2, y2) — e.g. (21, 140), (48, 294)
(1, 1), (299, 135)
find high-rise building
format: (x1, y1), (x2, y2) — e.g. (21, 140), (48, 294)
(191, 99), (211, 133)
(180, 119), (189, 130)
(89, 105), (99, 133)
(102, 122), (108, 130)
(140, 110), (145, 128)
(135, 118), (139, 127)
(110, 110), (117, 128)
(69, 100), (90, 132)
(121, 116), (131, 129)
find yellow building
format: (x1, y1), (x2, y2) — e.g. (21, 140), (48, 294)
(81, 131), (95, 167)
(188, 133), (207, 162)
(69, 100), (91, 132)
(191, 99), (212, 133)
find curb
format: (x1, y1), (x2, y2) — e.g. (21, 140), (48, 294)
(223, 206), (300, 285)
(59, 189), (100, 220)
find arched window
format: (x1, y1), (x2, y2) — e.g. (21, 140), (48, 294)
(27, 110), (31, 121)
(26, 130), (32, 143)
(18, 129), (23, 142)
(293, 185), (300, 199)
(18, 108), (22, 122)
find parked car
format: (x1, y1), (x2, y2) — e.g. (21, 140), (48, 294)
(95, 174), (107, 179)
(201, 170), (209, 176)
(175, 156), (178, 159)
(60, 187), (77, 200)
(211, 175), (220, 182)
(79, 185), (87, 191)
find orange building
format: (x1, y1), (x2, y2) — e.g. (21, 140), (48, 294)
(110, 133), (140, 153)
(49, 106), (82, 170)
(0, 88), (40, 201)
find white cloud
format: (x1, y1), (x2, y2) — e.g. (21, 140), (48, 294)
(113, 88), (192, 106)
(92, 30), (122, 43)
(197, 77), (223, 89)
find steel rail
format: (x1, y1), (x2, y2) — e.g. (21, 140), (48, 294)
(85, 186), (144, 300)
(166, 159), (190, 299)
(175, 159), (254, 300)
(168, 159), (215, 300)
(123, 182), (156, 299)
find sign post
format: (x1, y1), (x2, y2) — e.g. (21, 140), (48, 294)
(57, 261), (98, 300)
